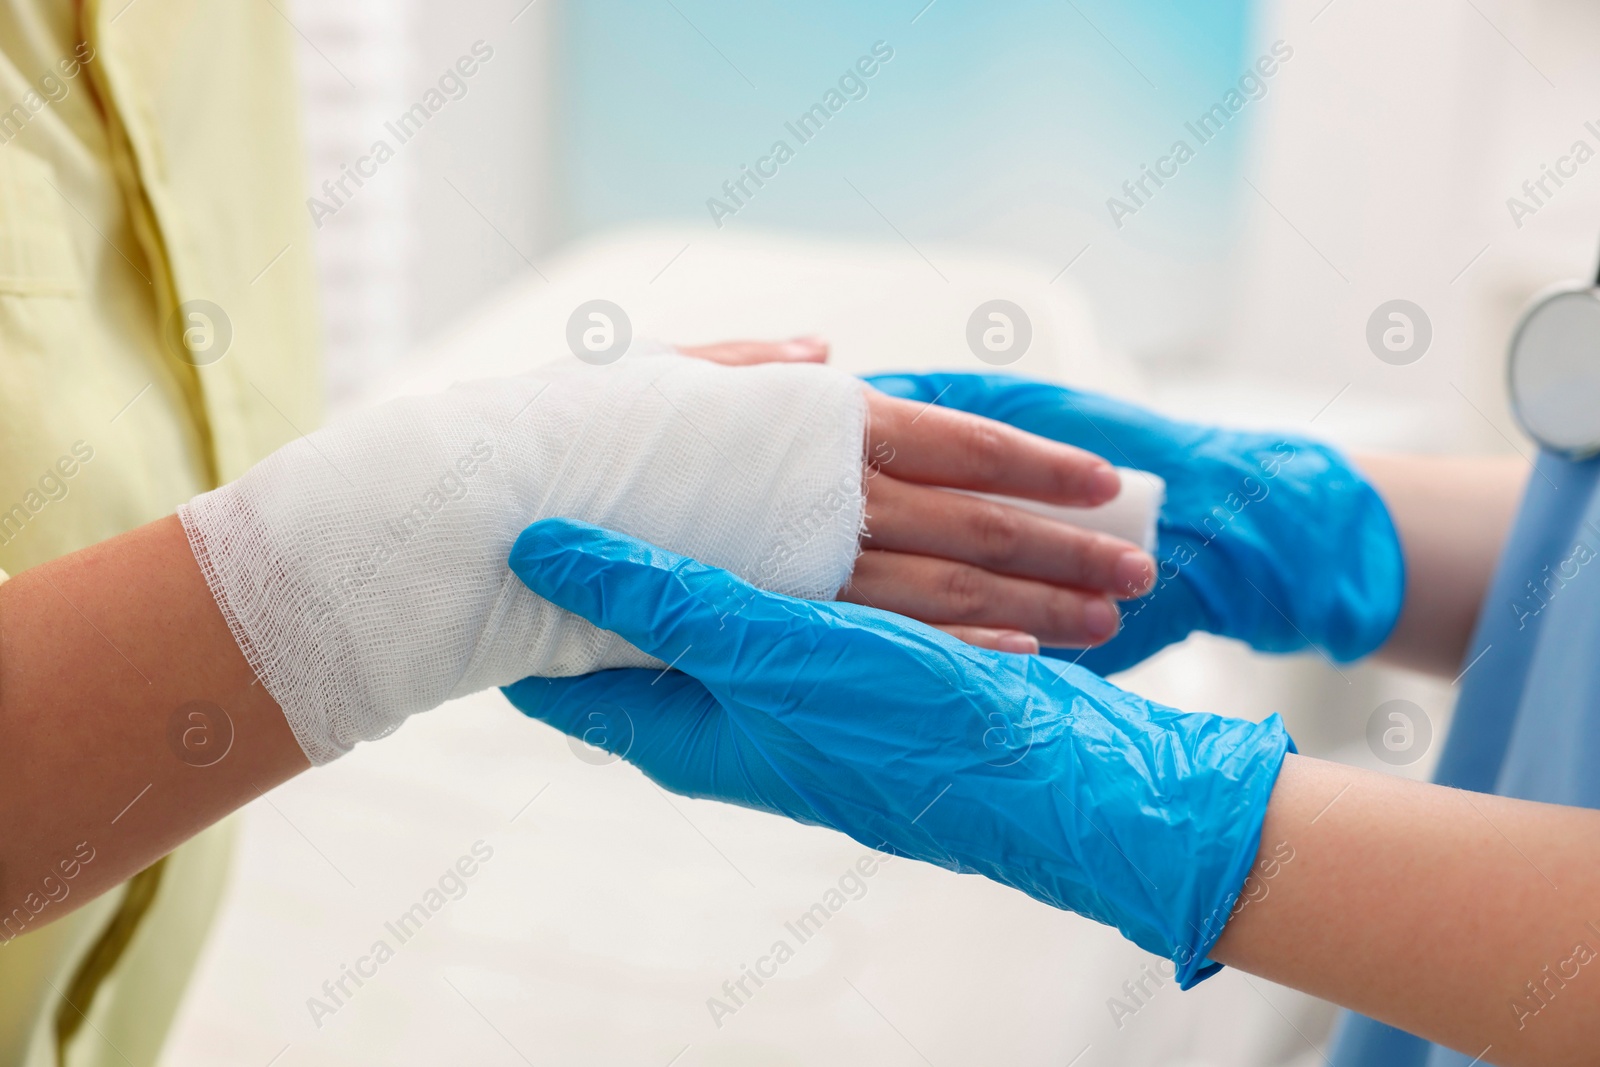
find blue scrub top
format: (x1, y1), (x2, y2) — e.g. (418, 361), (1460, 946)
(1331, 451), (1600, 1065)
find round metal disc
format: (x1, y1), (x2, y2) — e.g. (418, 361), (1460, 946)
(1508, 283), (1600, 459)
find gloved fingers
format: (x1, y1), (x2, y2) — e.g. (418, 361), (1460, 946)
(864, 472), (1155, 598)
(509, 518), (823, 687)
(677, 336), (829, 366)
(502, 667), (826, 821)
(865, 372), (1173, 471)
(502, 669), (710, 760)
(843, 548), (1122, 648)
(504, 670), (725, 797)
(864, 387), (1121, 506)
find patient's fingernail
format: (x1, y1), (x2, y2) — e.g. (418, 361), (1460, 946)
(1114, 551), (1155, 597)
(1090, 465), (1122, 503)
(1084, 598), (1120, 641)
(997, 633), (1040, 655)
(780, 336), (828, 361)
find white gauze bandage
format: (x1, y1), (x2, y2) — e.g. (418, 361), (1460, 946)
(180, 355), (867, 764)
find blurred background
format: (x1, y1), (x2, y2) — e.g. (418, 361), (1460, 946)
(160, 0), (1600, 1063)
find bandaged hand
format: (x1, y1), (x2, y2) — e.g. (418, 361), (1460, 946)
(181, 351), (1145, 764)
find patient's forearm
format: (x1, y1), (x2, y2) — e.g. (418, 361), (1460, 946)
(1356, 454), (1527, 677)
(0, 516), (307, 932)
(1213, 754), (1600, 1066)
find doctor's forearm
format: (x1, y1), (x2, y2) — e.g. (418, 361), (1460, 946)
(0, 516), (309, 933)
(1211, 754), (1600, 1066)
(1354, 454), (1527, 677)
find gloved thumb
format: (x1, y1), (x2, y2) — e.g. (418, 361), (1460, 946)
(502, 668), (826, 822)
(507, 518), (818, 693)
(503, 670), (673, 762)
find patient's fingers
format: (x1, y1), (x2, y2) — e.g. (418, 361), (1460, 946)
(844, 549), (1121, 649)
(932, 625), (1041, 655)
(866, 388), (1120, 506)
(677, 336), (829, 366)
(866, 473), (1154, 598)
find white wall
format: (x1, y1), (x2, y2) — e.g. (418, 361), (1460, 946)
(1220, 0), (1600, 454)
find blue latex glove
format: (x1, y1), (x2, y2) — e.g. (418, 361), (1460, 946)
(866, 372), (1405, 675)
(503, 518), (1293, 987)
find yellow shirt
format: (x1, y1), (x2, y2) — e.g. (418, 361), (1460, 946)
(0, 0), (321, 1062)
